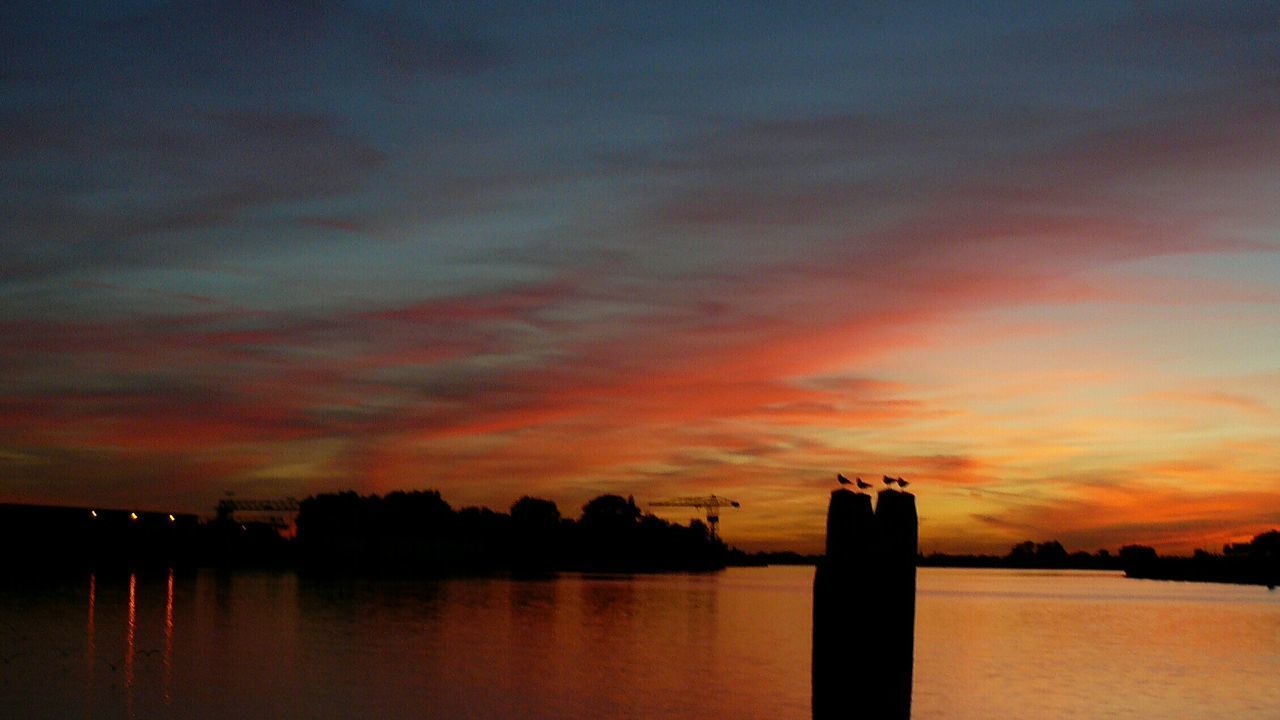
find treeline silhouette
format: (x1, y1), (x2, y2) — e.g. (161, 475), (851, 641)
(729, 540), (1125, 569)
(296, 490), (728, 575)
(920, 540), (1123, 570)
(727, 549), (819, 566)
(1120, 530), (1280, 588)
(917, 532), (1280, 587)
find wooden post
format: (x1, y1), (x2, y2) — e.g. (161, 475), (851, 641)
(872, 490), (917, 720)
(812, 488), (917, 719)
(812, 489), (874, 719)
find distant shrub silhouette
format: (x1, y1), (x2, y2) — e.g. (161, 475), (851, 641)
(1249, 530), (1280, 560)
(1121, 533), (1280, 587)
(511, 496), (561, 530)
(298, 490), (462, 571)
(1119, 544), (1158, 568)
(511, 496), (563, 574)
(579, 494), (642, 530)
(1007, 540), (1069, 567)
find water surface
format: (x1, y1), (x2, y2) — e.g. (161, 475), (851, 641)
(2, 567), (1277, 718)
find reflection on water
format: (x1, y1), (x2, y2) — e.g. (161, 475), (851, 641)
(163, 568), (174, 705)
(125, 572), (136, 715)
(2, 567), (1278, 719)
(85, 573), (95, 711)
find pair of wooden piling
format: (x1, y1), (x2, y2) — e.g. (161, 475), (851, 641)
(813, 489), (918, 720)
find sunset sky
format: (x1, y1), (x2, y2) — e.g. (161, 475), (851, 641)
(3, 2), (1279, 553)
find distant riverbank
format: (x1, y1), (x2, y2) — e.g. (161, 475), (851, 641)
(7, 498), (1276, 586)
(2, 491), (731, 576)
(1119, 532), (1279, 588)
(728, 532), (1280, 589)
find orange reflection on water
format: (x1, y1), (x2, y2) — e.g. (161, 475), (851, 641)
(85, 573), (96, 698)
(125, 572), (137, 718)
(163, 568), (174, 704)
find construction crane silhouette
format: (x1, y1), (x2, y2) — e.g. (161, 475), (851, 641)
(215, 495), (300, 528)
(649, 495), (741, 540)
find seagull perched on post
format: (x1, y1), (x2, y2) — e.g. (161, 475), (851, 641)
(837, 473), (851, 485)
(856, 478), (873, 490)
(896, 477), (910, 489)
(882, 475), (896, 486)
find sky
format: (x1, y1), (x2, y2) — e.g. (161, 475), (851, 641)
(2, 2), (1279, 554)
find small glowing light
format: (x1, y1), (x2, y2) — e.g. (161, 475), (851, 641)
(130, 512), (139, 521)
(90, 510), (98, 518)
(168, 514), (176, 522)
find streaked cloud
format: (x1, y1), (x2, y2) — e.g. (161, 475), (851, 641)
(2, 2), (1278, 553)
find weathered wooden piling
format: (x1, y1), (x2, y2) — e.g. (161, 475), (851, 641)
(812, 488), (917, 720)
(812, 489), (874, 720)
(872, 490), (918, 720)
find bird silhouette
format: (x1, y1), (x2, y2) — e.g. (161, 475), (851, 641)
(837, 474), (851, 485)
(896, 477), (909, 488)
(855, 478), (872, 490)
(882, 475), (896, 486)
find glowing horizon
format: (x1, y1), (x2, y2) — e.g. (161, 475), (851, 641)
(3, 3), (1279, 554)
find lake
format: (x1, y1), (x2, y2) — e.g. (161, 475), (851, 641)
(2, 566), (1278, 719)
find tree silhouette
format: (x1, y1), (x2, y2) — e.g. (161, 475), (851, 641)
(579, 494), (641, 531)
(511, 496), (561, 531)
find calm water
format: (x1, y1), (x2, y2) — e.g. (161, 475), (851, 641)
(2, 567), (1278, 719)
